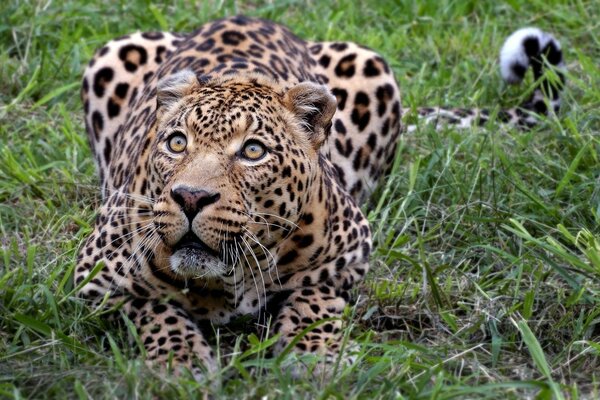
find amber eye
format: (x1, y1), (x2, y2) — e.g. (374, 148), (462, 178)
(241, 140), (267, 161)
(167, 133), (187, 153)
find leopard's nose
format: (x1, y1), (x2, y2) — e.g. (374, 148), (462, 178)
(171, 186), (220, 221)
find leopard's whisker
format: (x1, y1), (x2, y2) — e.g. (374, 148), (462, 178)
(241, 233), (267, 314)
(93, 221), (155, 266)
(102, 206), (154, 213)
(238, 238), (260, 318)
(101, 188), (156, 205)
(110, 226), (160, 290)
(242, 227), (279, 287)
(250, 211), (300, 230)
(230, 240), (239, 308)
(98, 218), (154, 233)
(237, 242), (245, 297)
(242, 211), (272, 237)
(245, 219), (293, 234)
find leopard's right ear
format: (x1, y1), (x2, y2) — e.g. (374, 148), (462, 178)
(156, 70), (199, 118)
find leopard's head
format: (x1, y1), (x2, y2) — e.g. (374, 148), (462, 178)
(147, 70), (336, 279)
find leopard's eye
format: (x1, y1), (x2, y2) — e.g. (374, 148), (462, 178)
(167, 133), (187, 153)
(241, 140), (267, 161)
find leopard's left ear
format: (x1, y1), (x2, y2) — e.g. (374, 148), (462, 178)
(156, 70), (199, 119)
(284, 82), (337, 149)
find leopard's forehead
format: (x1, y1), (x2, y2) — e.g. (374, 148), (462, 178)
(186, 81), (282, 118)
(161, 78), (291, 144)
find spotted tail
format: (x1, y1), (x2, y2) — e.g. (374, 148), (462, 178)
(405, 27), (565, 132)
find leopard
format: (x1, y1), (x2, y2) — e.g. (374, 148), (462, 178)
(75, 16), (565, 378)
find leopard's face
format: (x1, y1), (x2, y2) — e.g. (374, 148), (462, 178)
(147, 72), (335, 280)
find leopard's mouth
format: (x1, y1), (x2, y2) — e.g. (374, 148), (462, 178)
(169, 232), (227, 279)
(173, 232), (220, 258)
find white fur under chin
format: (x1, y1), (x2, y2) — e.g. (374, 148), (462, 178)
(170, 249), (227, 279)
(499, 27), (562, 84)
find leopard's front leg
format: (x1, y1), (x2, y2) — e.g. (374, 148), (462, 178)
(76, 195), (216, 379)
(119, 297), (217, 379)
(272, 286), (354, 377)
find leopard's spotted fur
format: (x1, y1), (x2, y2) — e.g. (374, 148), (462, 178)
(76, 17), (564, 377)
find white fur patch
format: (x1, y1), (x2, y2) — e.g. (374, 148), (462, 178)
(156, 69), (198, 111)
(499, 27), (562, 84)
(170, 248), (227, 279)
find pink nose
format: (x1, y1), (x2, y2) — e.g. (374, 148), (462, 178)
(170, 186), (220, 220)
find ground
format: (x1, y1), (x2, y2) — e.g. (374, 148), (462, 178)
(1, 0), (599, 398)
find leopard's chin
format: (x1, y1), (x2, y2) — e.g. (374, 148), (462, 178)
(169, 232), (227, 279)
(169, 248), (227, 279)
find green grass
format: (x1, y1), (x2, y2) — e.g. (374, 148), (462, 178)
(1, 0), (599, 398)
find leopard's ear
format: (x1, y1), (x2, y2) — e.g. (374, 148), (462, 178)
(156, 70), (199, 118)
(283, 82), (337, 149)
